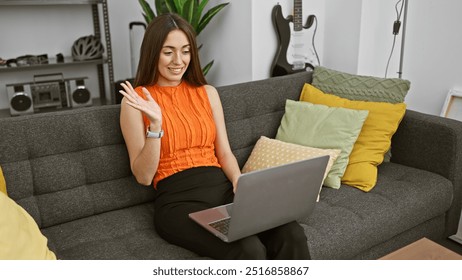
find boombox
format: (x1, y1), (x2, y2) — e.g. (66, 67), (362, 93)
(6, 73), (91, 116)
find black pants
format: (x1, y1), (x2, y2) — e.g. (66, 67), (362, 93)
(153, 166), (311, 260)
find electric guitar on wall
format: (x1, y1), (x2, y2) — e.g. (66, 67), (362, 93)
(271, 0), (317, 77)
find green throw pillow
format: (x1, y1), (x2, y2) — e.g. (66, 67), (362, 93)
(312, 66), (410, 103)
(276, 100), (368, 189)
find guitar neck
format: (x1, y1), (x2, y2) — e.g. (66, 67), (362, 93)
(293, 0), (303, 31)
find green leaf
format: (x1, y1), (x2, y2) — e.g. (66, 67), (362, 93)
(164, 0), (177, 13)
(139, 0), (156, 23)
(155, 0), (169, 15)
(189, 0), (204, 29)
(197, 3), (229, 35)
(172, 0), (184, 15)
(182, 0), (197, 25)
(197, 0), (210, 15)
(202, 60), (214, 76)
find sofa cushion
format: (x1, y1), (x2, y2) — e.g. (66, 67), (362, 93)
(41, 203), (204, 260)
(276, 100), (368, 189)
(0, 106), (156, 228)
(312, 66), (410, 103)
(242, 136), (340, 184)
(301, 162), (453, 259)
(242, 136), (340, 201)
(300, 84), (406, 191)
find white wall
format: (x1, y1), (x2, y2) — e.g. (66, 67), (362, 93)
(356, 0), (402, 78)
(197, 0), (253, 86)
(402, 0), (462, 115)
(107, 0), (146, 81)
(322, 0), (363, 73)
(348, 0), (462, 116)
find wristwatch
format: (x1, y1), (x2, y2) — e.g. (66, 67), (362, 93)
(146, 129), (164, 139)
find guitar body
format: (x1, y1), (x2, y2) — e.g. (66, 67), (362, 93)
(270, 4), (314, 77)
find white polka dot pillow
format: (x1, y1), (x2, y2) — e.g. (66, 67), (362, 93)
(242, 136), (341, 185)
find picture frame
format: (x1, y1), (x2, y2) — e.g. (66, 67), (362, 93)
(440, 88), (462, 121)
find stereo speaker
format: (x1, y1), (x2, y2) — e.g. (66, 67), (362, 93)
(67, 78), (92, 108)
(7, 84), (34, 116)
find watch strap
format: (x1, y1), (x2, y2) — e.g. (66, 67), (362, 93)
(146, 129), (164, 138)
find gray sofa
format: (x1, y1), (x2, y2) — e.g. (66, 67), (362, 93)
(1, 71), (461, 259)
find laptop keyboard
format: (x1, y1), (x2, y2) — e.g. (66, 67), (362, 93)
(209, 218), (231, 236)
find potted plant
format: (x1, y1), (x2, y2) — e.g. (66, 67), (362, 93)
(138, 0), (229, 75)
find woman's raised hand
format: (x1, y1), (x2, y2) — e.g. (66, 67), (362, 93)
(119, 81), (162, 128)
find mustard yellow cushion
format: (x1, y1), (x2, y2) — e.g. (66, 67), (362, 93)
(0, 192), (56, 260)
(242, 136), (341, 183)
(0, 166), (6, 196)
(300, 84), (406, 191)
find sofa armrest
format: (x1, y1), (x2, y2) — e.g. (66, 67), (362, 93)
(391, 109), (462, 235)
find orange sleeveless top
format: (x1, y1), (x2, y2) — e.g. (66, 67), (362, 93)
(135, 82), (221, 187)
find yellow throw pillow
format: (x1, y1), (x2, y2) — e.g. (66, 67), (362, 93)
(242, 136), (341, 186)
(300, 84), (406, 191)
(0, 166), (6, 196)
(0, 192), (56, 260)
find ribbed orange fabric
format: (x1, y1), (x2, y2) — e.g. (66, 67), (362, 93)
(135, 82), (221, 187)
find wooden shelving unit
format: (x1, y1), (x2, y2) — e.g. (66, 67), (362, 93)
(0, 0), (114, 106)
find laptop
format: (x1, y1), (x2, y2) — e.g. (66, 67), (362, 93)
(188, 155), (329, 243)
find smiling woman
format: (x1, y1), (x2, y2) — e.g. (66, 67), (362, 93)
(117, 13), (311, 260)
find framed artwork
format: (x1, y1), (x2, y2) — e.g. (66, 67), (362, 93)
(440, 88), (462, 121)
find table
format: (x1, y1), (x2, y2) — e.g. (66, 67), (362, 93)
(379, 238), (462, 260)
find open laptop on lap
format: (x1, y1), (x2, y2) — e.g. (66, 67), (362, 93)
(189, 155), (329, 243)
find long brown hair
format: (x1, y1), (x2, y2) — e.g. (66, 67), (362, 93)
(134, 13), (207, 87)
